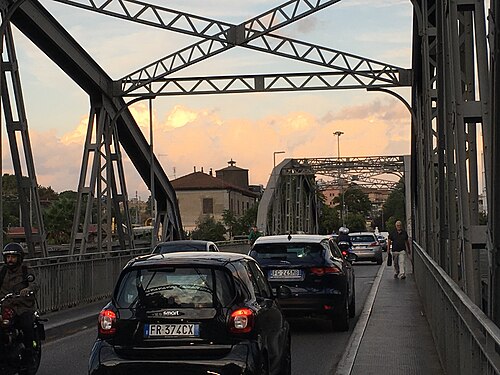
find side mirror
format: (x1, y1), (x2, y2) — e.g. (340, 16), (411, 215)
(276, 285), (293, 299)
(26, 274), (35, 283)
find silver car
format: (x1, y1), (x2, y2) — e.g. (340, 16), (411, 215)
(349, 232), (383, 264)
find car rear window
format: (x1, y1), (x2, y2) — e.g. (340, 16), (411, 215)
(115, 267), (235, 309)
(350, 235), (376, 243)
(250, 242), (325, 262)
(153, 243), (206, 254)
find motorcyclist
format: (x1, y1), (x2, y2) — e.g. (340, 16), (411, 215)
(336, 226), (353, 247)
(0, 242), (39, 361)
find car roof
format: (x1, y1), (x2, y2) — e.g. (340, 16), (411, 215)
(253, 234), (331, 245)
(154, 240), (214, 247)
(127, 251), (250, 269)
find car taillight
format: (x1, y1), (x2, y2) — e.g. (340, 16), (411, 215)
(2, 307), (15, 324)
(229, 308), (254, 334)
(370, 242), (379, 247)
(310, 266), (342, 276)
(98, 309), (117, 336)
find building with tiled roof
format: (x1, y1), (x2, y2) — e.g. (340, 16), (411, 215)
(171, 161), (259, 232)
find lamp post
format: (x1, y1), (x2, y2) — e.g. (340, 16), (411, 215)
(333, 131), (344, 226)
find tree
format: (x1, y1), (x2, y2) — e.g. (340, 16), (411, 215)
(44, 195), (77, 244)
(382, 179), (406, 229)
(342, 185), (372, 216)
(191, 216), (226, 241)
(345, 213), (367, 232)
(222, 203), (259, 238)
(318, 192), (341, 234)
(38, 185), (58, 204)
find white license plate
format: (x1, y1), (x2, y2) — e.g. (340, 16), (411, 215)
(144, 323), (199, 338)
(269, 269), (303, 279)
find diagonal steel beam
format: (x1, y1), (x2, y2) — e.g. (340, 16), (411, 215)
(52, 0), (234, 41)
(54, 0), (409, 94)
(102, 0), (345, 94)
(52, 0), (341, 43)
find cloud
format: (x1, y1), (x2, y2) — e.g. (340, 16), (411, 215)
(2, 98), (410, 198)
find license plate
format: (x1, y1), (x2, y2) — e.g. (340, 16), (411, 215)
(144, 323), (199, 338)
(269, 269), (303, 279)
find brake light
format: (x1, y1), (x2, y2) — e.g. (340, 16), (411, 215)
(229, 308), (254, 333)
(2, 307), (14, 324)
(310, 266), (341, 275)
(370, 242), (379, 247)
(341, 251), (348, 257)
(98, 309), (117, 336)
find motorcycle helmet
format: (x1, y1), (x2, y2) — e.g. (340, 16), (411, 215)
(2, 242), (25, 268)
(339, 226), (350, 235)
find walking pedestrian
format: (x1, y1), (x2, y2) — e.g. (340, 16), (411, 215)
(387, 220), (410, 279)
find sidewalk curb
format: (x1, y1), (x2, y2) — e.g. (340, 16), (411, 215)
(334, 261), (387, 375)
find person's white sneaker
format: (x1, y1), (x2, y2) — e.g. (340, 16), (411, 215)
(399, 273), (406, 279)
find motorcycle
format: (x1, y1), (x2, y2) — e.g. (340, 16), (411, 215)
(337, 241), (357, 262)
(0, 290), (46, 375)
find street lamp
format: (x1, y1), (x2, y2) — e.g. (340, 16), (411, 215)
(333, 131), (345, 226)
(273, 151), (286, 170)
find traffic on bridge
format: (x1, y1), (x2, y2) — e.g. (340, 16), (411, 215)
(0, 1), (499, 374)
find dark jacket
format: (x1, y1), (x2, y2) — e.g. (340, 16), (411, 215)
(0, 264), (39, 315)
(337, 233), (353, 247)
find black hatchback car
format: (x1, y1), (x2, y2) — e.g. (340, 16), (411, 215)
(249, 234), (355, 331)
(89, 252), (291, 375)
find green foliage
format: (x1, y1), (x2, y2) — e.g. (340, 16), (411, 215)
(38, 185), (58, 202)
(326, 185), (372, 233)
(345, 213), (368, 232)
(343, 185), (372, 215)
(382, 179), (406, 230)
(44, 195), (77, 244)
(191, 216), (226, 241)
(222, 204), (259, 237)
(318, 199), (341, 235)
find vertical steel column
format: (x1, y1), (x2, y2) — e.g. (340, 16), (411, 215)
(488, 0), (500, 324)
(446, 0), (483, 305)
(411, 0), (439, 260)
(69, 96), (134, 254)
(0, 20), (47, 257)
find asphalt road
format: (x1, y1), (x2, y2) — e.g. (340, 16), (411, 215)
(37, 263), (380, 375)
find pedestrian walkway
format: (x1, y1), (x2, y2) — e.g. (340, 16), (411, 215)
(336, 256), (444, 375)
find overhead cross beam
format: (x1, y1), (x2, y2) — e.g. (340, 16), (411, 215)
(52, 0), (410, 96)
(122, 70), (409, 97)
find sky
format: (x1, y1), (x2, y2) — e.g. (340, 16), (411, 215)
(2, 0), (417, 199)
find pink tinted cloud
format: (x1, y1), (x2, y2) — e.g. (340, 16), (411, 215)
(2, 98), (411, 196)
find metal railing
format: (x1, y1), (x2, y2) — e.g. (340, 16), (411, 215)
(413, 242), (500, 374)
(21, 242), (249, 314)
(26, 247), (151, 313)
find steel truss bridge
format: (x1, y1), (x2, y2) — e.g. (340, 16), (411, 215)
(1, 1), (500, 371)
(255, 155), (410, 236)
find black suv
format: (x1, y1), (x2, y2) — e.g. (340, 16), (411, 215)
(249, 234), (355, 331)
(89, 252), (291, 375)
